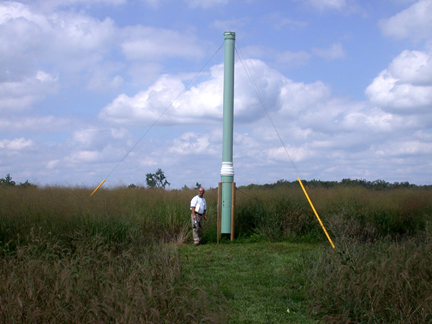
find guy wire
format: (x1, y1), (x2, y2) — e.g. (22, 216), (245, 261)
(236, 48), (335, 248)
(102, 42), (225, 182)
(236, 47), (303, 181)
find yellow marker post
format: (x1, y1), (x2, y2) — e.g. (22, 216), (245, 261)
(297, 177), (335, 249)
(90, 179), (106, 197)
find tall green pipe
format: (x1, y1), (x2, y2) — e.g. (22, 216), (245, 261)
(220, 31), (235, 234)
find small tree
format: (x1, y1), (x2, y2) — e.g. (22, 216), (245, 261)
(0, 174), (35, 188)
(195, 182), (202, 189)
(0, 174), (16, 186)
(18, 180), (36, 188)
(145, 168), (170, 189)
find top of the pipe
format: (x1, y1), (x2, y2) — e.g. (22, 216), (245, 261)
(224, 31), (236, 39)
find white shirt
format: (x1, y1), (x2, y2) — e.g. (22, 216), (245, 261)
(190, 195), (206, 214)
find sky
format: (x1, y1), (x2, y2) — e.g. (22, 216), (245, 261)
(1, 0), (432, 189)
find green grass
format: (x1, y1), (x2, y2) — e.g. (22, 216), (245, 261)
(179, 241), (320, 324)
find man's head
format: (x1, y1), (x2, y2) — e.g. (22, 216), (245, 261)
(198, 187), (205, 197)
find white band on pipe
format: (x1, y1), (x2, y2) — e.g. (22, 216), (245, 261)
(220, 162), (234, 176)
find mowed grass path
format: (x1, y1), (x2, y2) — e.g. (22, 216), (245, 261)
(179, 242), (320, 324)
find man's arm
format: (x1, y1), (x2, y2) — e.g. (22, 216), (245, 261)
(190, 196), (197, 219)
(203, 199), (207, 219)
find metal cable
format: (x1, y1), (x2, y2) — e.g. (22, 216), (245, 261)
(235, 47), (303, 181)
(103, 42), (225, 181)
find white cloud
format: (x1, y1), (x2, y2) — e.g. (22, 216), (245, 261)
(0, 2), (43, 25)
(0, 71), (58, 111)
(277, 79), (332, 118)
(366, 72), (432, 112)
(376, 140), (432, 157)
(0, 1), (207, 90)
(99, 64), (224, 126)
(99, 58), (372, 136)
(100, 59), (332, 127)
(70, 127), (132, 151)
(341, 108), (396, 133)
(0, 2), (116, 54)
(388, 50), (432, 85)
(46, 159), (59, 169)
(0, 1), (117, 82)
(59, 127), (136, 172)
(168, 132), (219, 156)
(0, 138), (34, 150)
(380, 0), (432, 41)
(365, 50), (432, 113)
(66, 150), (102, 163)
(266, 145), (311, 164)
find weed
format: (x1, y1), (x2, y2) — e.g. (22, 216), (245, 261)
(302, 236), (432, 323)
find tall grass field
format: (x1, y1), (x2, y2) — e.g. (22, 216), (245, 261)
(1, 183), (431, 323)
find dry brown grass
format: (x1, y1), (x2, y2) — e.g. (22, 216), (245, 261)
(1, 184), (432, 323)
(0, 186), (227, 323)
(0, 230), (228, 323)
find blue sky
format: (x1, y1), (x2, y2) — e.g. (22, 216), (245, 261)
(1, 0), (432, 189)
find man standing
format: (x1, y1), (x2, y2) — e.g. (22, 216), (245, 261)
(190, 187), (207, 245)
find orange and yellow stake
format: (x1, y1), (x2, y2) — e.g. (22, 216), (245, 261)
(297, 177), (335, 249)
(90, 179), (106, 197)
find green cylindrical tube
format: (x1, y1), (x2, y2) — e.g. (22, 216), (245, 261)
(220, 31), (235, 234)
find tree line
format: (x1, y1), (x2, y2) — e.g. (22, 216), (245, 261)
(240, 178), (432, 190)
(0, 174), (35, 188)
(3, 171), (430, 190)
